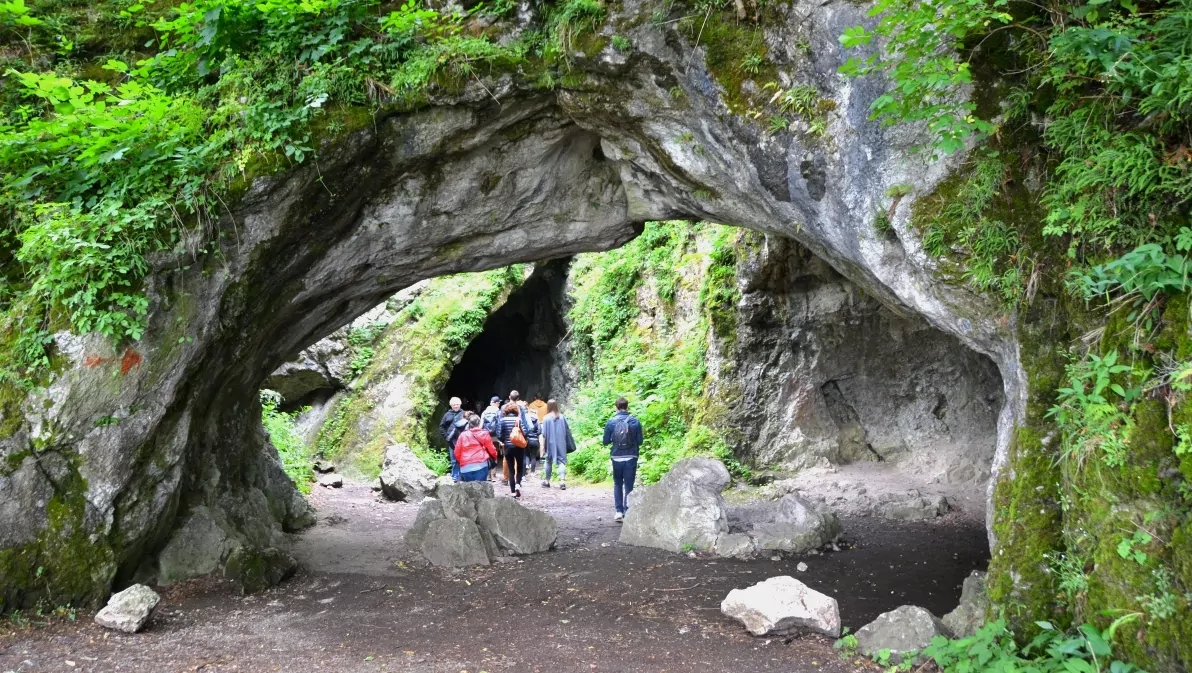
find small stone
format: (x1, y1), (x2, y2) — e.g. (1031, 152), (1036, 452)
(94, 584), (160, 633)
(796, 562), (808, 572)
(318, 473), (343, 488)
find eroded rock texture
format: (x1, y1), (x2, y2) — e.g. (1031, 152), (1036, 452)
(0, 0), (1021, 609)
(727, 236), (1004, 485)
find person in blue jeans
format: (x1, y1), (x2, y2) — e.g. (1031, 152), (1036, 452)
(602, 397), (643, 522)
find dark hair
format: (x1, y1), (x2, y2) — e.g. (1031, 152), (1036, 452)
(503, 402), (520, 416)
(615, 397), (629, 411)
(467, 414), (482, 428)
(533, 393), (544, 401)
(547, 399), (560, 415)
(509, 390), (520, 402)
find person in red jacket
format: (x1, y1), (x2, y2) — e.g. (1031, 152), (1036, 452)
(454, 413), (498, 482)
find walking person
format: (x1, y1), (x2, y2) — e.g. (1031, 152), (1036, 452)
(540, 399), (576, 490)
(602, 397), (643, 522)
(454, 413), (499, 482)
(509, 390), (542, 475)
(438, 396), (467, 482)
(481, 396), (504, 481)
(498, 402), (528, 497)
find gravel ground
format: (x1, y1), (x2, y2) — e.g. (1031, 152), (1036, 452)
(0, 476), (988, 673)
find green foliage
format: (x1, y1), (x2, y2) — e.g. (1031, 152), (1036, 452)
(837, 0), (1007, 155)
(0, 0), (536, 384)
(313, 266), (524, 477)
(1071, 232), (1192, 306)
(260, 389), (314, 493)
(1048, 350), (1143, 469)
(611, 35), (631, 52)
(923, 618), (1142, 673)
(916, 152), (1026, 303)
(545, 0), (605, 63)
(565, 222), (751, 484)
(764, 82), (832, 136)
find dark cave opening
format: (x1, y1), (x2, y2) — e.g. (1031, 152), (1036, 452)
(433, 258), (573, 435)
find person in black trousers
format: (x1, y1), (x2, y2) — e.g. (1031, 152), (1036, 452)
(497, 402), (527, 497)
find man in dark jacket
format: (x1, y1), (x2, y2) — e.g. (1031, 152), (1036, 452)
(602, 397), (643, 522)
(439, 396), (465, 481)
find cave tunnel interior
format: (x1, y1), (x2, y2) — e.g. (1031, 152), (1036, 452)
(432, 257), (573, 441)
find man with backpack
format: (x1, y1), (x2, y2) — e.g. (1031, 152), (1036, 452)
(602, 397), (643, 522)
(438, 396), (467, 482)
(481, 396), (504, 481)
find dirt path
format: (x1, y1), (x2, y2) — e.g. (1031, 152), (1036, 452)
(1, 478), (988, 673)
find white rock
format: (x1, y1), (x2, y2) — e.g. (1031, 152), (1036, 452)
(94, 584), (160, 633)
(797, 562), (808, 572)
(721, 576), (840, 637)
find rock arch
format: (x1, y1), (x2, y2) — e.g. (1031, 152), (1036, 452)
(0, 2), (1021, 608)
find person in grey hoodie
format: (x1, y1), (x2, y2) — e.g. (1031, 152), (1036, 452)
(540, 399), (576, 490)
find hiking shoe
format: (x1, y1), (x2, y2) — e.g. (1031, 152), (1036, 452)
(541, 481), (550, 488)
(614, 512), (624, 522)
(559, 483), (566, 491)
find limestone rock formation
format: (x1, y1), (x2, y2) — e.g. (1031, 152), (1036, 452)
(378, 444), (438, 501)
(620, 460), (841, 557)
(94, 585), (160, 633)
(721, 494), (841, 556)
(404, 483), (556, 566)
(720, 576), (840, 637)
(0, 0), (1025, 613)
(856, 605), (952, 663)
(722, 238), (1004, 486)
(421, 518), (491, 567)
(619, 458), (731, 553)
(476, 498), (558, 555)
(942, 571), (989, 638)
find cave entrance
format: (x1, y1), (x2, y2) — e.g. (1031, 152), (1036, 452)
(431, 258), (573, 442)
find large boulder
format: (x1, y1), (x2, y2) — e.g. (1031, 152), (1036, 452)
(420, 518), (491, 567)
(94, 584), (161, 633)
(379, 444), (438, 501)
(155, 506), (240, 585)
(720, 576), (840, 637)
(856, 605), (952, 663)
(433, 481), (494, 519)
(476, 498), (558, 555)
(750, 494), (841, 553)
(619, 458), (731, 553)
(878, 495), (951, 521)
(404, 497), (447, 552)
(942, 571), (989, 637)
(223, 547), (298, 594)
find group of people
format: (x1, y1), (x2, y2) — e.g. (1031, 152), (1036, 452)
(438, 392), (644, 521)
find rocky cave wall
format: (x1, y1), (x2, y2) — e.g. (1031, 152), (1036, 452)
(0, 0), (1028, 623)
(724, 234), (1004, 491)
(441, 258), (573, 417)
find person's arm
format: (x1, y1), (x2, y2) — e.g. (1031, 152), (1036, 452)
(439, 412), (452, 439)
(602, 419), (612, 446)
(633, 418), (644, 450)
(481, 432), (498, 459)
(454, 434), (466, 464)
